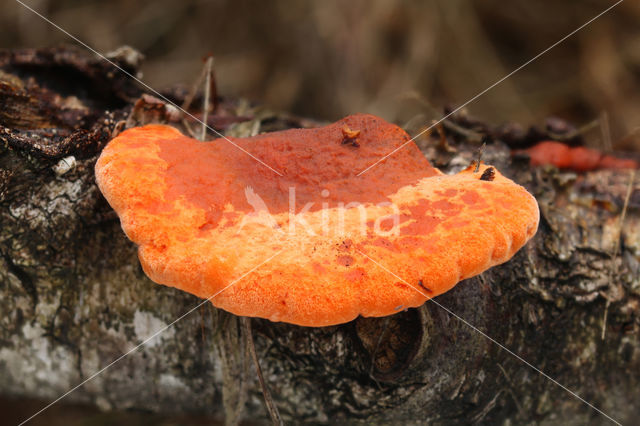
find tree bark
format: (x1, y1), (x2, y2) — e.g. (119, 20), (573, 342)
(1, 46), (639, 425)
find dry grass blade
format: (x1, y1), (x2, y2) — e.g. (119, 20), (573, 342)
(602, 169), (636, 340)
(201, 56), (214, 141)
(242, 317), (283, 426)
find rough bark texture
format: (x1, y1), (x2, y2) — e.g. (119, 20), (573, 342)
(1, 46), (639, 425)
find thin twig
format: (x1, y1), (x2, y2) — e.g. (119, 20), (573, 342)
(179, 56), (208, 139)
(602, 169), (636, 340)
(182, 118), (198, 139)
(434, 121), (457, 152)
(181, 62), (207, 113)
(402, 92), (485, 143)
(242, 317), (283, 425)
(599, 111), (612, 152)
(368, 317), (391, 390)
(547, 118), (600, 142)
(441, 118), (484, 143)
(201, 56), (214, 141)
(497, 363), (523, 414)
(473, 142), (486, 172)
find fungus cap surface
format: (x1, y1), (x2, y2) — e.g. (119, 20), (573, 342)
(95, 114), (539, 326)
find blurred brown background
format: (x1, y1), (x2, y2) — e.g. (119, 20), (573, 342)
(3, 0), (640, 150)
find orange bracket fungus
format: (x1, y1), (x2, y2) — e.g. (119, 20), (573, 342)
(95, 114), (539, 327)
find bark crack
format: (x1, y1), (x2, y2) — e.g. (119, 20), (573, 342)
(1, 249), (38, 309)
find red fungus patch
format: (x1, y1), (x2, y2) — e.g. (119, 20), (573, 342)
(517, 140), (638, 171)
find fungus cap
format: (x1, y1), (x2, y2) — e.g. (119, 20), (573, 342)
(95, 114), (539, 326)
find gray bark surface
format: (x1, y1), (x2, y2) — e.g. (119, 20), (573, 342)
(1, 46), (639, 425)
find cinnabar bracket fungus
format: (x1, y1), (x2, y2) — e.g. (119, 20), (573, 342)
(516, 140), (639, 171)
(95, 114), (539, 327)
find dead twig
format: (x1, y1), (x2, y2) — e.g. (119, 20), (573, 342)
(201, 55), (215, 141)
(547, 118), (600, 142)
(402, 92), (486, 143)
(179, 55), (217, 140)
(602, 169), (636, 340)
(242, 317), (283, 425)
(368, 317), (391, 390)
(472, 141), (487, 172)
(497, 363), (523, 414)
(181, 60), (207, 113)
(599, 111), (612, 152)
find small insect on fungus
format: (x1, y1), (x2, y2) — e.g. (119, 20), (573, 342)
(480, 167), (496, 181)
